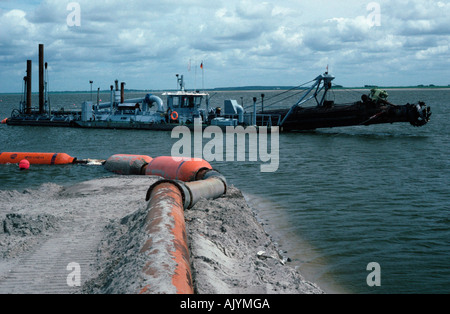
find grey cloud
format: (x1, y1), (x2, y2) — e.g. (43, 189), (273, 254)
(0, 0), (449, 92)
(26, 1), (65, 24)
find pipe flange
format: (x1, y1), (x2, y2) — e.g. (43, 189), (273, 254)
(146, 179), (191, 210)
(200, 169), (228, 194)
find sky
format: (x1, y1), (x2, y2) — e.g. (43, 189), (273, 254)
(0, 0), (449, 92)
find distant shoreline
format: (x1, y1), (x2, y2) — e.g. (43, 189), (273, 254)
(1, 87), (450, 95)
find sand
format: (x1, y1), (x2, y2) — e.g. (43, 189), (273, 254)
(0, 176), (323, 294)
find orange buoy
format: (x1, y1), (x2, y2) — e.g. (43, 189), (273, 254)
(19, 159), (30, 170)
(144, 156), (212, 182)
(104, 154), (153, 175)
(170, 111), (178, 121)
(0, 152), (76, 165)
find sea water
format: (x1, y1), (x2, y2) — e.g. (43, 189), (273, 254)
(0, 89), (448, 294)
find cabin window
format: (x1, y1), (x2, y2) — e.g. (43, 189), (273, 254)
(183, 96), (194, 108)
(181, 96), (202, 108)
(169, 95), (202, 109)
(170, 96), (180, 108)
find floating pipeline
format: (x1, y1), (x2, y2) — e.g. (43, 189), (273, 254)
(0, 152), (105, 166)
(103, 154), (226, 206)
(104, 154), (153, 175)
(104, 154), (226, 208)
(144, 156), (213, 182)
(103, 154), (213, 181)
(0, 152), (76, 165)
(103, 154), (226, 209)
(0, 153), (212, 178)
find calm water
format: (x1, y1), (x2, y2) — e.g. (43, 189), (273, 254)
(0, 89), (448, 294)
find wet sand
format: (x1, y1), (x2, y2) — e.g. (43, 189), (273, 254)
(0, 176), (323, 294)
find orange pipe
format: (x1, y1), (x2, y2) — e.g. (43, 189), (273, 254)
(0, 152), (76, 165)
(144, 156), (212, 182)
(1, 118), (8, 124)
(104, 154), (152, 175)
(139, 182), (194, 294)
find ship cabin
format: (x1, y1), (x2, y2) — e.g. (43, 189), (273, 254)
(163, 74), (209, 123)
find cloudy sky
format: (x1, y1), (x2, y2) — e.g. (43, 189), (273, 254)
(0, 0), (449, 92)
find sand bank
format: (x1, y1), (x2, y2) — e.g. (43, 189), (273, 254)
(0, 176), (323, 294)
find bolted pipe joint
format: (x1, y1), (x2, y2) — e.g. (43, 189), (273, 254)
(146, 170), (227, 210)
(146, 179), (192, 210)
(198, 168), (227, 189)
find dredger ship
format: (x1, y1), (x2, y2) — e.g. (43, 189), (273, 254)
(3, 44), (431, 131)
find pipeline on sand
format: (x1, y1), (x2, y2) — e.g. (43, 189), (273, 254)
(140, 169), (227, 294)
(103, 154), (227, 294)
(139, 181), (192, 294)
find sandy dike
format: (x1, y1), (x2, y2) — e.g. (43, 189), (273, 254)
(0, 176), (323, 294)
